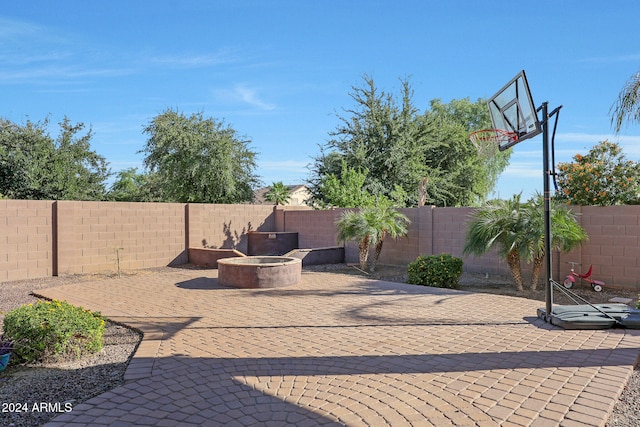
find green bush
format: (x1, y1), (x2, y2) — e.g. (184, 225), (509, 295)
(407, 254), (463, 289)
(3, 300), (106, 363)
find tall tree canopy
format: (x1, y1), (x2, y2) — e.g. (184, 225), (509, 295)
(141, 109), (260, 203)
(308, 75), (510, 208)
(0, 117), (109, 200)
(106, 168), (164, 202)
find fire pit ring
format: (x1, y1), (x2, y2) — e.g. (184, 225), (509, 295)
(217, 256), (302, 289)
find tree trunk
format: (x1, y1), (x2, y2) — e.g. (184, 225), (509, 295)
(358, 235), (371, 271)
(530, 255), (544, 291)
(506, 249), (524, 291)
(418, 177), (428, 207)
(370, 231), (386, 272)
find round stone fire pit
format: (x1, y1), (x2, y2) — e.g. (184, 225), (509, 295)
(217, 256), (302, 289)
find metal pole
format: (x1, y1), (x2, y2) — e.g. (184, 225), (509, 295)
(542, 102), (553, 320)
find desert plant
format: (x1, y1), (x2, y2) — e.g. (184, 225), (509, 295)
(370, 201), (410, 272)
(407, 254), (463, 289)
(336, 209), (379, 271)
(336, 201), (410, 272)
(3, 300), (106, 363)
(463, 194), (528, 290)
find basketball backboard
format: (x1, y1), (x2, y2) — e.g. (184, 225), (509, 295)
(488, 70), (541, 151)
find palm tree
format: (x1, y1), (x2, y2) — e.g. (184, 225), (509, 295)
(464, 194), (529, 290)
(336, 209), (381, 271)
(611, 70), (640, 134)
(370, 203), (410, 272)
(524, 195), (588, 290)
(335, 202), (410, 272)
(264, 181), (291, 205)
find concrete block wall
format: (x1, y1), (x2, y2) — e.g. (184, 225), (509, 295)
(187, 204), (275, 254)
(280, 205), (559, 283)
(283, 208), (342, 249)
(56, 201), (186, 275)
(563, 205), (640, 288)
(432, 207), (512, 279)
(3, 199), (640, 290)
(0, 200), (54, 281)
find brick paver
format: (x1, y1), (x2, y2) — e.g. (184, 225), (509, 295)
(35, 269), (640, 426)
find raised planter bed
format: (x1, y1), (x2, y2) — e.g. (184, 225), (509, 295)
(188, 248), (246, 268)
(247, 231), (298, 256)
(285, 246), (345, 266)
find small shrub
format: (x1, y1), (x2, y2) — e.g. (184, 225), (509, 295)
(407, 254), (463, 289)
(637, 294), (640, 309)
(3, 300), (106, 363)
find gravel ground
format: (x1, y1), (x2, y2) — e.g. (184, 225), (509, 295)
(0, 273), (142, 427)
(0, 265), (638, 426)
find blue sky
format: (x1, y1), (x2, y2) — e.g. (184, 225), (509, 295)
(3, 1), (640, 200)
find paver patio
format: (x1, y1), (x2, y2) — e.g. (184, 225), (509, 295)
(35, 268), (640, 426)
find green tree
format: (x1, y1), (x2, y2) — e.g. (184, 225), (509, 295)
(369, 201), (410, 272)
(264, 181), (291, 205)
(0, 117), (109, 200)
(425, 98), (510, 205)
(141, 108), (260, 203)
(335, 201), (410, 272)
(336, 209), (377, 271)
(309, 76), (509, 208)
(611, 69), (640, 133)
(107, 168), (153, 202)
(556, 141), (640, 206)
(311, 159), (375, 208)
(310, 75), (427, 207)
(464, 194), (589, 291)
(464, 194), (529, 290)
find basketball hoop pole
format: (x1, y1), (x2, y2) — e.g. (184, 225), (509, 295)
(541, 102), (553, 319)
(484, 69), (562, 322)
(539, 101), (563, 321)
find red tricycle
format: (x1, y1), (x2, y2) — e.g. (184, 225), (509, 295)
(563, 261), (604, 292)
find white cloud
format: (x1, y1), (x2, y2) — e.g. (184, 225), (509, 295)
(148, 49), (239, 68)
(234, 84), (276, 111)
(501, 162), (541, 179)
(214, 84), (276, 111)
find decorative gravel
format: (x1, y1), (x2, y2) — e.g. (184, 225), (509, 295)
(0, 266), (638, 426)
(0, 274), (141, 427)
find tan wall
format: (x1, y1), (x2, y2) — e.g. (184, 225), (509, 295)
(283, 208), (341, 248)
(558, 205), (640, 289)
(0, 200), (54, 281)
(188, 204), (275, 254)
(56, 201), (186, 275)
(283, 206), (513, 278)
(3, 200), (640, 290)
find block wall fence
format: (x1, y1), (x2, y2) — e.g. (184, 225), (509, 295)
(2, 200), (639, 290)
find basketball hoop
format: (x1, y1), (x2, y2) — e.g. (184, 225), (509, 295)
(469, 129), (518, 155)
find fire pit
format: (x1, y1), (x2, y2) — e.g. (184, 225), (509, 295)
(217, 256), (302, 289)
